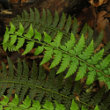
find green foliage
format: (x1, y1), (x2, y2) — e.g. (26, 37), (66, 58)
(0, 94), (99, 110)
(2, 8), (110, 110)
(11, 8), (104, 48)
(0, 57), (76, 109)
(80, 87), (110, 110)
(2, 22), (110, 89)
(0, 57), (109, 110)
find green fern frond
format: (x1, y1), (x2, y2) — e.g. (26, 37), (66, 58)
(2, 23), (110, 89)
(57, 54), (71, 74)
(50, 50), (62, 69)
(0, 57), (76, 109)
(86, 71), (96, 85)
(11, 8), (103, 48)
(74, 34), (85, 55)
(0, 58), (109, 110)
(22, 41), (34, 55)
(24, 24), (34, 39)
(0, 94), (100, 110)
(65, 58), (79, 78)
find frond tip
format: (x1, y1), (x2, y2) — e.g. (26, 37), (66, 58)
(3, 23), (110, 89)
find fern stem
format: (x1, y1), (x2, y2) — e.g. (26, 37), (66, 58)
(0, 80), (70, 99)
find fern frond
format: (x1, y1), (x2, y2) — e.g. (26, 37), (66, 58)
(104, 41), (110, 52)
(51, 31), (63, 47)
(64, 15), (72, 33)
(22, 41), (34, 55)
(3, 27), (9, 44)
(57, 54), (70, 74)
(86, 71), (96, 85)
(90, 49), (104, 64)
(16, 38), (25, 50)
(0, 58), (76, 109)
(100, 55), (110, 69)
(40, 47), (53, 65)
(74, 34), (85, 55)
(0, 94), (99, 110)
(80, 23), (88, 36)
(46, 9), (53, 26)
(58, 13), (66, 30)
(52, 11), (58, 27)
(0, 58), (108, 109)
(34, 29), (42, 41)
(2, 23), (110, 89)
(86, 26), (93, 45)
(94, 31), (104, 49)
(9, 22), (16, 34)
(44, 31), (52, 43)
(70, 99), (79, 110)
(71, 17), (78, 35)
(24, 24), (34, 38)
(50, 50), (62, 69)
(11, 8), (102, 46)
(79, 40), (94, 60)
(100, 93), (110, 110)
(65, 58), (79, 78)
(15, 23), (24, 36)
(34, 46), (44, 55)
(75, 63), (87, 81)
(65, 33), (75, 50)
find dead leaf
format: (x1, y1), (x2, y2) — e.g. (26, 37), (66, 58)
(94, 43), (104, 53)
(0, 10), (12, 15)
(106, 1), (110, 11)
(75, 96), (80, 101)
(10, 0), (19, 3)
(103, 23), (110, 43)
(43, 62), (50, 72)
(99, 81), (105, 88)
(97, 11), (108, 30)
(104, 12), (110, 18)
(89, 0), (108, 7)
(39, 0), (69, 14)
(78, 6), (96, 29)
(96, 11), (110, 43)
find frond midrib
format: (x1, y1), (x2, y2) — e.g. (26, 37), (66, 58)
(17, 35), (107, 78)
(0, 79), (71, 100)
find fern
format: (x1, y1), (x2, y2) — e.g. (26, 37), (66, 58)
(0, 57), (109, 109)
(0, 57), (76, 109)
(0, 94), (100, 110)
(11, 8), (104, 48)
(100, 93), (110, 110)
(3, 23), (110, 89)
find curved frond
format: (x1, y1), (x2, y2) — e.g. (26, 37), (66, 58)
(2, 23), (110, 89)
(11, 8), (101, 46)
(0, 58), (109, 110)
(0, 58), (76, 109)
